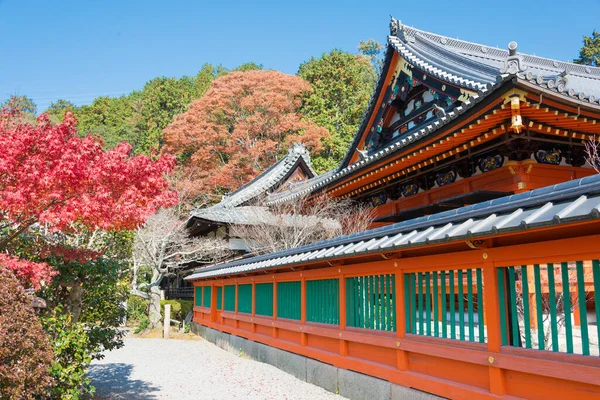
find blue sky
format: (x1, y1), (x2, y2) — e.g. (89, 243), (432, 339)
(1, 0), (599, 112)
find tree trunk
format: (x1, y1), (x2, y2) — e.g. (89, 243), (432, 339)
(67, 281), (84, 323)
(149, 285), (162, 328)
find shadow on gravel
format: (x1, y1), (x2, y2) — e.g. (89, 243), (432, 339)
(88, 363), (160, 399)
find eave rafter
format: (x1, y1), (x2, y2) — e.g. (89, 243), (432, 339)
(520, 105), (600, 135)
(336, 121), (509, 199)
(527, 120), (597, 142)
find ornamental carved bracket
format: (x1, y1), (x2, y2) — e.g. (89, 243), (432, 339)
(381, 252), (400, 260)
(466, 239), (487, 249)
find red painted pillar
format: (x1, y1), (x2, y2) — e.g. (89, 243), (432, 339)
(395, 264), (408, 371)
(301, 276), (307, 346)
(483, 258), (506, 396)
(273, 278), (278, 338)
(339, 272), (348, 357)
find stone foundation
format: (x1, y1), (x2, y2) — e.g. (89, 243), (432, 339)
(191, 322), (442, 400)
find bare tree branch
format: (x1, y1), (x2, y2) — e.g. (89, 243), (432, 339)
(132, 205), (231, 327)
(585, 137), (600, 173)
(231, 194), (375, 256)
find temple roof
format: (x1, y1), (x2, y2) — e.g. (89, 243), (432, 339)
(216, 143), (315, 209)
(187, 173), (600, 280)
(187, 143), (316, 231)
(266, 18), (600, 206)
(190, 205), (339, 229)
(393, 22), (600, 101)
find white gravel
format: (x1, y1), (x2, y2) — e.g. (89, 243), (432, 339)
(89, 337), (346, 400)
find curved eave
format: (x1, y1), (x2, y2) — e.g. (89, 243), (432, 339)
(190, 174), (600, 280)
(187, 217), (599, 280)
(400, 23), (600, 82)
(338, 46), (397, 170)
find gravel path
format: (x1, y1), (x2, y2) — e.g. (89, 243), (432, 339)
(89, 337), (346, 400)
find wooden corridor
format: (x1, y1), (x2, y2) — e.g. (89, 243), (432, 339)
(193, 232), (600, 399)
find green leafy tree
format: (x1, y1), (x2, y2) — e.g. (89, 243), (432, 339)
(193, 63), (227, 99)
(51, 62), (263, 155)
(75, 95), (141, 150)
(136, 76), (196, 153)
(37, 253), (129, 358)
(46, 99), (76, 123)
(299, 49), (377, 172)
(575, 30), (600, 66)
(233, 62), (264, 72)
(1, 95), (38, 124)
(358, 39), (384, 78)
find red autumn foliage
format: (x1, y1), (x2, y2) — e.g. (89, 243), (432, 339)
(163, 70), (329, 199)
(0, 266), (55, 399)
(0, 109), (178, 287)
(0, 254), (56, 290)
(0, 112), (177, 234)
(38, 245), (102, 264)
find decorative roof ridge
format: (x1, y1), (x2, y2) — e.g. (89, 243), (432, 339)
(392, 17), (600, 80)
(200, 143), (316, 211)
(187, 173), (600, 280)
(266, 76), (505, 206)
(267, 168), (337, 202)
(388, 35), (489, 90)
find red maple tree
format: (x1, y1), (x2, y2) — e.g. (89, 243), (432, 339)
(0, 109), (178, 288)
(163, 70), (329, 200)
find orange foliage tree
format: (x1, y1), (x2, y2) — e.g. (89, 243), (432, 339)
(163, 70), (329, 201)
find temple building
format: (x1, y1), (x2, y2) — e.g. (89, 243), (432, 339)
(186, 19), (600, 399)
(162, 143), (317, 299)
(269, 20), (599, 224)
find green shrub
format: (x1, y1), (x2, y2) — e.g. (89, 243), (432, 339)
(160, 299), (180, 320)
(160, 299), (193, 321)
(127, 294), (149, 326)
(38, 258), (128, 360)
(41, 307), (96, 399)
(179, 300), (193, 320)
(133, 313), (150, 334)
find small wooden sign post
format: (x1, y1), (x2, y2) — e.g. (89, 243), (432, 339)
(164, 304), (171, 339)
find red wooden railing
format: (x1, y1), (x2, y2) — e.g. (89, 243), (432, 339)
(192, 234), (600, 399)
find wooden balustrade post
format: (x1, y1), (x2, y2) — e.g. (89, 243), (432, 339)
(301, 277), (307, 346)
(572, 293), (581, 327)
(210, 284), (217, 324)
(529, 292), (537, 329)
(251, 281), (256, 334)
(482, 258), (506, 396)
(220, 284), (224, 325)
(395, 267), (408, 370)
(339, 273), (349, 357)
(273, 279), (278, 338)
(234, 283), (239, 329)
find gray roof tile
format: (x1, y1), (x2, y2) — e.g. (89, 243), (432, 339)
(187, 174), (600, 280)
